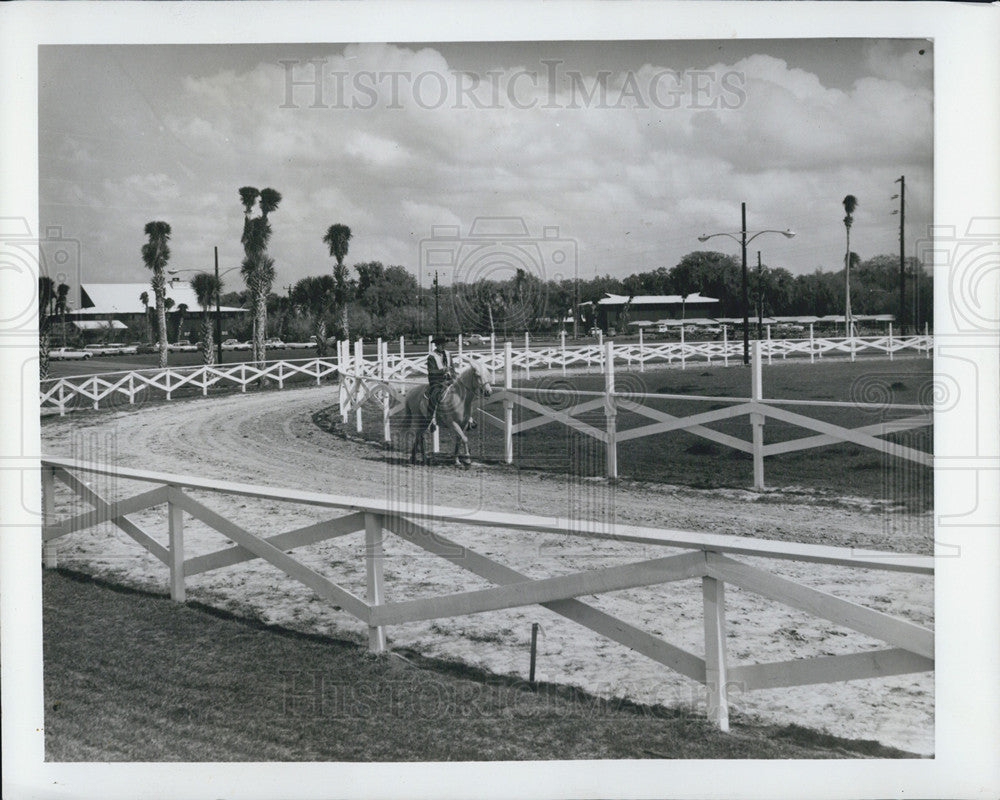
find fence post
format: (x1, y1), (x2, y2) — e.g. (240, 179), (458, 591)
(604, 341), (617, 480)
(888, 322), (894, 362)
(167, 487), (186, 602)
(680, 324), (686, 370)
(809, 323), (815, 363)
(399, 335), (405, 362)
(766, 324), (772, 365)
(381, 341), (392, 445)
(339, 341), (349, 426)
(751, 341), (765, 490)
(58, 383), (66, 417)
(723, 325), (729, 367)
(457, 334), (463, 364)
(504, 341), (514, 465)
(560, 329), (567, 376)
(490, 332), (497, 383)
(702, 574), (730, 732)
(42, 465), (57, 568)
(428, 334), (433, 354)
(365, 512), (387, 653)
(129, 373), (136, 404)
(924, 321), (930, 358)
(637, 327), (644, 373)
(354, 340), (364, 434)
(850, 328), (856, 362)
(524, 331), (530, 380)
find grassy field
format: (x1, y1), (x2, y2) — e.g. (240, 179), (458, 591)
(43, 569), (916, 761)
(356, 357), (933, 512)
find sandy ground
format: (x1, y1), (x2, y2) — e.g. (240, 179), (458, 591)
(41, 385), (934, 755)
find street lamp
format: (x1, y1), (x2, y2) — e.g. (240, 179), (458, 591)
(426, 269), (441, 337)
(698, 202), (795, 365)
(169, 247), (240, 364)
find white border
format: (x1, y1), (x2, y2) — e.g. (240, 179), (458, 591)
(2, 2), (999, 799)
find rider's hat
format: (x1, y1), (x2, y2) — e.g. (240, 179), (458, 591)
(432, 335), (448, 345)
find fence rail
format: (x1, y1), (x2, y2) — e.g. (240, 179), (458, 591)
(40, 456), (934, 732)
(39, 330), (931, 416)
(339, 339), (933, 489)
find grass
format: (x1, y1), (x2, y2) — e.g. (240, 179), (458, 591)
(44, 569), (917, 761)
(354, 357), (934, 512)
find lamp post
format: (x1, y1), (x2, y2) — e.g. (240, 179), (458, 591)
(168, 252), (240, 364)
(698, 203), (795, 365)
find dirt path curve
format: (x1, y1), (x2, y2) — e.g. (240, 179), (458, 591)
(41, 386), (934, 755)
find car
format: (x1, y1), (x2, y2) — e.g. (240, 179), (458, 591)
(221, 339), (241, 349)
(264, 338), (285, 348)
(135, 343), (158, 354)
(50, 348), (93, 360)
(463, 333), (487, 346)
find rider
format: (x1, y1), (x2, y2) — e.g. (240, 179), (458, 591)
(426, 335), (455, 432)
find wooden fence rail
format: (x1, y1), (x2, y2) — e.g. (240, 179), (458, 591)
(339, 340), (933, 489)
(40, 456), (933, 732)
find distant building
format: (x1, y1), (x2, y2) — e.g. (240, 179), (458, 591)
(579, 293), (719, 333)
(63, 282), (246, 341)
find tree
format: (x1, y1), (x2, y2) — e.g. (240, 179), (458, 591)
(141, 221), (172, 367)
(290, 274), (334, 355)
(38, 276), (55, 378)
(239, 186), (282, 366)
(139, 291), (151, 343)
(842, 195), (858, 336)
(323, 224), (353, 340)
(190, 272), (221, 364)
(55, 282), (70, 348)
(175, 303), (189, 342)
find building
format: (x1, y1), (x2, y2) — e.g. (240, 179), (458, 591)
(63, 282), (246, 342)
(579, 293), (719, 333)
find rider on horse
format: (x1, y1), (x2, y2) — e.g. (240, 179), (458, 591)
(426, 335), (455, 432)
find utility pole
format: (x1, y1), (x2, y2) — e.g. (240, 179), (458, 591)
(895, 175), (905, 334)
(573, 270), (579, 339)
(756, 250), (763, 341)
(214, 246), (223, 365)
(433, 270), (440, 336)
(741, 202), (749, 365)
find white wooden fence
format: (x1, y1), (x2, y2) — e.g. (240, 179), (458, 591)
(339, 340), (933, 488)
(40, 456), (934, 732)
(39, 329), (931, 416)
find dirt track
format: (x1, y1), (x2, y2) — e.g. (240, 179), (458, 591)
(41, 385), (934, 755)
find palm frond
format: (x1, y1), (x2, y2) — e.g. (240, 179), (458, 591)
(323, 223), (352, 265)
(258, 188), (282, 216)
(842, 194), (858, 216)
(239, 187), (260, 214)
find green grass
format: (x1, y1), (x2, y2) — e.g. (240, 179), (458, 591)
(44, 569), (918, 761)
(360, 357), (933, 512)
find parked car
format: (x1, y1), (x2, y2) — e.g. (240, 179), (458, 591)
(135, 343), (158, 354)
(221, 339), (241, 349)
(264, 338), (285, 348)
(463, 333), (487, 346)
(50, 348), (92, 360)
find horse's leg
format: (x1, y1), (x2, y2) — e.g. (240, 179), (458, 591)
(450, 419), (471, 468)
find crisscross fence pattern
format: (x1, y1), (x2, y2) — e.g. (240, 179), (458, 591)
(39, 326), (931, 417)
(339, 340), (933, 488)
(40, 456), (934, 732)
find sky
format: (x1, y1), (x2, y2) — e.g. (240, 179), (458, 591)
(39, 39), (932, 303)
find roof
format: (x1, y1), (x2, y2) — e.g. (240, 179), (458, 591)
(80, 283), (245, 314)
(72, 320), (128, 330)
(583, 293), (719, 307)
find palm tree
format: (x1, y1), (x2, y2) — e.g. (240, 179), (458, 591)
(56, 282), (70, 348)
(142, 221), (172, 367)
(842, 195), (858, 337)
(190, 272), (222, 364)
(323, 224), (352, 340)
(175, 303), (189, 343)
(38, 276), (55, 378)
(239, 186), (281, 366)
(139, 290), (150, 342)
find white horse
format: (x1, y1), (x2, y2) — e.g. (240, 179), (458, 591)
(400, 362), (492, 467)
